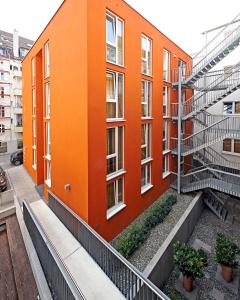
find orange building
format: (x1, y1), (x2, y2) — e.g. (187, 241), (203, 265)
(22, 0), (192, 240)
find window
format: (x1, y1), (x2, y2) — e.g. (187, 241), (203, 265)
(106, 12), (124, 65)
(32, 119), (36, 146)
(223, 102), (240, 114)
(163, 155), (169, 177)
(163, 49), (170, 82)
(0, 72), (4, 80)
(141, 124), (151, 161)
(45, 83), (50, 118)
(32, 89), (36, 116)
(46, 122), (51, 157)
(141, 80), (152, 118)
(1, 87), (4, 98)
(141, 163), (151, 191)
(163, 121), (169, 152)
(141, 35), (152, 76)
(46, 160), (51, 186)
(223, 138), (240, 154)
(32, 149), (36, 168)
(106, 71), (124, 120)
(107, 177), (124, 211)
(0, 106), (5, 118)
(17, 139), (23, 149)
(163, 86), (170, 117)
(0, 142), (7, 153)
(45, 42), (50, 78)
(107, 127), (123, 176)
(32, 58), (35, 86)
(0, 124), (5, 133)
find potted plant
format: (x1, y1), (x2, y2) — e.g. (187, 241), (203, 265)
(198, 248), (208, 267)
(173, 242), (205, 292)
(215, 234), (240, 282)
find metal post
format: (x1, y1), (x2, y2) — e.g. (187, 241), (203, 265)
(177, 65), (182, 194)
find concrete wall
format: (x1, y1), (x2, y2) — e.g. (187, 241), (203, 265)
(143, 192), (203, 288)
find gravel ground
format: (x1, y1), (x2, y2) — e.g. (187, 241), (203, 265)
(163, 208), (240, 300)
(112, 188), (195, 272)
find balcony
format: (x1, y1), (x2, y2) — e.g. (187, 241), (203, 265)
(13, 70), (22, 78)
(15, 124), (23, 133)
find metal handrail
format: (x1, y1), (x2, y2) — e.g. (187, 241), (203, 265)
(48, 191), (170, 300)
(23, 200), (85, 300)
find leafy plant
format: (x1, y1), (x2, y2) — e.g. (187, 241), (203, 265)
(114, 194), (177, 258)
(198, 248), (208, 265)
(173, 242), (205, 279)
(215, 234), (240, 268)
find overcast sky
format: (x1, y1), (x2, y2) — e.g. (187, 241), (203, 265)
(1, 0), (240, 55)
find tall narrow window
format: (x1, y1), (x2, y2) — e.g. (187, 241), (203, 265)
(223, 139), (232, 152)
(107, 127), (123, 177)
(163, 86), (169, 117)
(163, 49), (170, 82)
(163, 155), (169, 177)
(1, 87), (4, 98)
(107, 178), (124, 211)
(45, 83), (50, 118)
(141, 80), (152, 118)
(106, 12), (124, 65)
(0, 107), (5, 118)
(141, 35), (152, 76)
(141, 163), (151, 192)
(32, 58), (35, 86)
(46, 160), (51, 184)
(45, 42), (50, 78)
(163, 121), (169, 152)
(46, 122), (51, 158)
(32, 119), (36, 147)
(234, 139), (240, 153)
(106, 71), (124, 120)
(32, 89), (36, 117)
(141, 124), (151, 161)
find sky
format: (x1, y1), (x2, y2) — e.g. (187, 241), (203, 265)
(1, 0), (240, 55)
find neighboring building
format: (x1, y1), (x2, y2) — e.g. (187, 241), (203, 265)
(0, 30), (33, 154)
(22, 0), (191, 240)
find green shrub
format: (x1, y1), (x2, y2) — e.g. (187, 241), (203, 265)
(114, 194), (177, 258)
(215, 234), (240, 268)
(173, 241), (205, 279)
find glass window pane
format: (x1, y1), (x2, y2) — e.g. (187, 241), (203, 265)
(235, 102), (240, 114)
(107, 102), (116, 119)
(107, 45), (116, 63)
(107, 182), (115, 209)
(223, 139), (231, 152)
(141, 165), (146, 187)
(106, 15), (115, 44)
(234, 139), (240, 153)
(118, 74), (123, 118)
(106, 73), (115, 100)
(223, 103), (233, 114)
(107, 128), (115, 156)
(118, 127), (123, 170)
(117, 178), (123, 203)
(117, 19), (123, 65)
(107, 157), (116, 174)
(142, 36), (147, 59)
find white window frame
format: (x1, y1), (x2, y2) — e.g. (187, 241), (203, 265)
(45, 121), (51, 159)
(141, 35), (152, 76)
(163, 154), (170, 178)
(141, 163), (152, 193)
(163, 49), (171, 82)
(45, 159), (51, 187)
(32, 58), (35, 86)
(163, 86), (170, 117)
(32, 148), (36, 169)
(223, 101), (240, 115)
(141, 123), (151, 162)
(45, 82), (50, 118)
(45, 42), (50, 78)
(106, 126), (124, 179)
(106, 70), (124, 121)
(106, 11), (124, 66)
(163, 121), (169, 153)
(32, 119), (36, 147)
(106, 177), (125, 219)
(32, 89), (36, 117)
(223, 138), (240, 156)
(141, 80), (152, 118)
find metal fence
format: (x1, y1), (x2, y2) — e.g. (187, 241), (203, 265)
(23, 200), (85, 300)
(48, 191), (170, 300)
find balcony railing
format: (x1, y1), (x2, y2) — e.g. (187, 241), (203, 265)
(48, 191), (170, 300)
(23, 200), (85, 300)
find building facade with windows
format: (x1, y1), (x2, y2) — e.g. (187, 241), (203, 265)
(23, 0), (191, 240)
(0, 30), (33, 154)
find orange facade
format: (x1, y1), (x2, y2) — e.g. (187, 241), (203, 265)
(23, 0), (192, 240)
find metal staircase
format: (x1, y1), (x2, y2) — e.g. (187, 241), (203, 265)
(171, 12), (240, 198)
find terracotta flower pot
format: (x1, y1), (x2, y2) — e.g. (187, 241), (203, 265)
(183, 275), (193, 292)
(221, 265), (233, 282)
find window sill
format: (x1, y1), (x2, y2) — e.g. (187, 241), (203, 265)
(106, 61), (126, 69)
(141, 157), (153, 165)
(222, 151), (240, 157)
(45, 179), (51, 188)
(141, 73), (153, 78)
(32, 164), (36, 170)
(107, 203), (126, 220)
(141, 117), (153, 121)
(106, 118), (126, 123)
(163, 79), (171, 84)
(32, 145), (36, 150)
(163, 149), (171, 155)
(141, 184), (153, 195)
(45, 154), (51, 161)
(163, 171), (171, 179)
(163, 115), (171, 119)
(107, 170), (126, 181)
